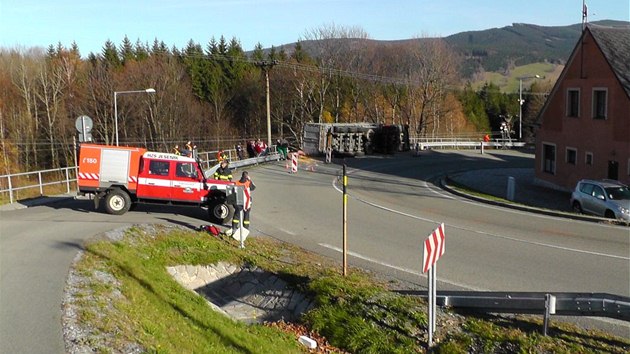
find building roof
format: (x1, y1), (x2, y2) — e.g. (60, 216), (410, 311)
(588, 25), (630, 98)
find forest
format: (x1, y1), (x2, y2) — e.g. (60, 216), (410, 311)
(0, 26), (549, 174)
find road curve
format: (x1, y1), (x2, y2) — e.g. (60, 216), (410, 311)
(1, 149), (628, 352)
(0, 202), (211, 354)
(250, 150), (629, 335)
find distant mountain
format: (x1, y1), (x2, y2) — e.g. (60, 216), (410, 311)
(445, 20), (630, 76)
(275, 20), (630, 79)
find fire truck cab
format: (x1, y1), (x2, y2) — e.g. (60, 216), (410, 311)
(78, 144), (233, 224)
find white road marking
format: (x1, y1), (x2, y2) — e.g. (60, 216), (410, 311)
(318, 242), (483, 291)
(331, 172), (629, 261)
(277, 227), (296, 236)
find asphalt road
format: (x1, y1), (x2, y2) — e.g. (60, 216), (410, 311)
(1, 149), (628, 353)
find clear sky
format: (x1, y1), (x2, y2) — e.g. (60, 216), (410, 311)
(1, 0), (628, 57)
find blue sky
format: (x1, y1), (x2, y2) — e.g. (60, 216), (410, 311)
(1, 0), (628, 57)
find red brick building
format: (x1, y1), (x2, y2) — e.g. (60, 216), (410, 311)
(535, 25), (630, 190)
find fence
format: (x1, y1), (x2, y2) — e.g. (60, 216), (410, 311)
(0, 146), (279, 205)
(410, 135), (526, 151)
(399, 290), (629, 334)
(0, 167), (77, 205)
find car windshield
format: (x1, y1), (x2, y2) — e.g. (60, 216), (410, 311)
(605, 186), (630, 200)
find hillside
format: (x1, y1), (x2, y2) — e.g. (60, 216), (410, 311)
(277, 20), (629, 80)
(446, 20), (629, 75)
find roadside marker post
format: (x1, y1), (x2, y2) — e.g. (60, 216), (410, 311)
(290, 153), (298, 173)
(422, 223), (445, 348)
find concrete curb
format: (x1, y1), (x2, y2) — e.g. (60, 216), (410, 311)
(441, 176), (628, 226)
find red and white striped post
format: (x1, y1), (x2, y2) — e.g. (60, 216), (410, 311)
(290, 153), (298, 173)
(422, 223), (445, 348)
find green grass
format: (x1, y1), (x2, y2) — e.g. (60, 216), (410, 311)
(472, 62), (562, 93)
(73, 225), (630, 353)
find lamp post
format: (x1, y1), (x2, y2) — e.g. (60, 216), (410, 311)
(517, 75), (541, 140)
(114, 88), (156, 146)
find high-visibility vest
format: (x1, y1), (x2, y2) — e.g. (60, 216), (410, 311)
(235, 179), (252, 210)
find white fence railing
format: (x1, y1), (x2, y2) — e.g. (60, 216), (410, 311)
(0, 167), (78, 205)
(412, 139), (525, 151)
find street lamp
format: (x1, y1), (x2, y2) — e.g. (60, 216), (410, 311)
(114, 88), (156, 146)
(517, 75), (541, 140)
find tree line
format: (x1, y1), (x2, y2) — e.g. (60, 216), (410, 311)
(0, 26), (547, 174)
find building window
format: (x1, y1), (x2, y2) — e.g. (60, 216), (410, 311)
(566, 148), (577, 165)
(566, 89), (580, 117)
(592, 88), (607, 119)
(542, 143), (556, 174)
(585, 152), (593, 166)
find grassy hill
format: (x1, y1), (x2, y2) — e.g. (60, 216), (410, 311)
(445, 20), (629, 76)
(470, 62), (565, 93)
(279, 20), (629, 88)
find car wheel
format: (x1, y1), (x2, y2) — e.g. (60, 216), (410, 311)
(572, 201), (583, 214)
(208, 199), (233, 225)
(104, 189), (131, 215)
(604, 210), (616, 219)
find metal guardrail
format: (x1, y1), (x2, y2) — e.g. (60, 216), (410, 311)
(0, 167), (77, 204)
(399, 290), (630, 322)
(413, 140), (526, 150)
(0, 147), (281, 205)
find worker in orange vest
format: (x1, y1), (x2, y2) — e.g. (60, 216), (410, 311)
(231, 171), (256, 233)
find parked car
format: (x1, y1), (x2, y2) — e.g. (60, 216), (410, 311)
(570, 179), (630, 221)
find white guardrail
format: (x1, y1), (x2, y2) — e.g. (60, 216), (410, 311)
(410, 137), (526, 150)
(0, 147), (281, 205)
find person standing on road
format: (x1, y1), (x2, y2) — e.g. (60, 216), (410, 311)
(231, 171), (256, 233)
(213, 160), (233, 181)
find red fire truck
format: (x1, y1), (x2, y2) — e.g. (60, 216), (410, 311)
(77, 144), (233, 224)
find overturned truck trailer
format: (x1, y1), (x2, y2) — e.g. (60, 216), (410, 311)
(303, 123), (410, 157)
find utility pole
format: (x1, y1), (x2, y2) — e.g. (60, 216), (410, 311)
(255, 60), (278, 147)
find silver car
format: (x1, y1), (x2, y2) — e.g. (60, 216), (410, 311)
(570, 179), (630, 221)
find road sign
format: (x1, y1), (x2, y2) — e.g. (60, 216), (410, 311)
(422, 222), (445, 349)
(75, 115), (93, 142)
(422, 223), (445, 273)
(75, 115), (93, 133)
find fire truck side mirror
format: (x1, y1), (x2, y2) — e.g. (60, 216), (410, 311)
(225, 185), (245, 206)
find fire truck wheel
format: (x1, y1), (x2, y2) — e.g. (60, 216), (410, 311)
(208, 200), (233, 225)
(104, 189), (131, 215)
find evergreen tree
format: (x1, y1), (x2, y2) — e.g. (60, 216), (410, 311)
(134, 39), (149, 61)
(101, 39), (121, 68)
(251, 43), (264, 61)
(120, 36), (135, 65)
(70, 42), (81, 58)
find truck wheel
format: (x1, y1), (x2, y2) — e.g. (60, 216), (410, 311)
(208, 199), (233, 225)
(104, 189), (131, 215)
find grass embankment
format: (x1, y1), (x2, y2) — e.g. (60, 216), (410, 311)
(71, 225), (630, 353)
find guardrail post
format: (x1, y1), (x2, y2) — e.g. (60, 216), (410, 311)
(38, 171), (43, 196)
(8, 175), (14, 204)
(543, 293), (556, 336)
(65, 168), (70, 194)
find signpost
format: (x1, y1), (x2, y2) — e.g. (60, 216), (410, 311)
(75, 115), (93, 142)
(422, 223), (445, 348)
